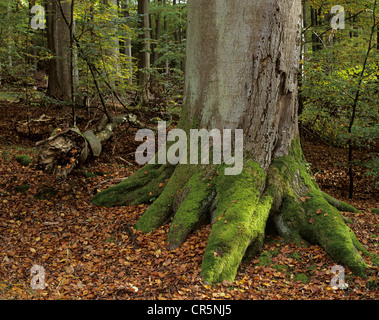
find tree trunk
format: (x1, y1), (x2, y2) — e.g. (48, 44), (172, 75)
(6, 2), (13, 70)
(92, 0), (379, 284)
(152, 0), (163, 65)
(46, 0), (73, 101)
(137, 0), (151, 104)
(122, 0), (133, 85)
(103, 0), (121, 85)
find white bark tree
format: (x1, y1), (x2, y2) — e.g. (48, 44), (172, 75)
(92, 0), (379, 284)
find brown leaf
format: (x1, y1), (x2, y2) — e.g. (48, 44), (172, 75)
(316, 209), (322, 215)
(222, 280), (232, 287)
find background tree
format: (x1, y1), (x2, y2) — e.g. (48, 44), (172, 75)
(46, 0), (73, 101)
(300, 0), (379, 197)
(137, 0), (151, 104)
(92, 0), (379, 284)
(121, 0), (133, 85)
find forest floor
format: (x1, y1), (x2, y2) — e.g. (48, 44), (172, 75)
(0, 99), (378, 300)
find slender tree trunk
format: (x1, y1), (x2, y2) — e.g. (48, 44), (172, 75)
(137, 0), (151, 104)
(69, 0), (76, 125)
(46, 0), (73, 101)
(104, 0), (121, 85)
(72, 15), (79, 88)
(163, 0), (169, 75)
(311, 6), (322, 52)
(122, 0), (133, 84)
(152, 0), (163, 65)
(93, 0), (379, 284)
(6, 2), (12, 70)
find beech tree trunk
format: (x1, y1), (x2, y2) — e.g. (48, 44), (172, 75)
(122, 0), (133, 84)
(103, 0), (121, 84)
(46, 0), (73, 101)
(92, 0), (378, 284)
(137, 0), (151, 104)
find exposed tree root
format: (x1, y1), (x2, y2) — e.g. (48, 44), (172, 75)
(92, 164), (175, 207)
(92, 138), (379, 284)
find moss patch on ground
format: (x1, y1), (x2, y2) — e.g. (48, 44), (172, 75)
(15, 155), (32, 167)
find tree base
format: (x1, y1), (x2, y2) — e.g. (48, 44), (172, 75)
(92, 138), (379, 284)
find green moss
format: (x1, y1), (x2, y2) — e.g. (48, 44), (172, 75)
(291, 252), (302, 262)
(92, 133), (378, 285)
(15, 155), (31, 167)
(92, 164), (175, 207)
(321, 192), (361, 213)
(167, 165), (217, 249)
(84, 171), (98, 178)
(270, 136), (374, 276)
(201, 161), (273, 284)
(371, 208), (379, 215)
(134, 164), (194, 233)
(294, 273), (309, 284)
(15, 184), (30, 193)
(257, 251), (273, 267)
(35, 187), (57, 200)
(273, 264), (288, 273)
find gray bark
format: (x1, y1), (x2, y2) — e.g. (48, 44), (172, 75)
(184, 0), (302, 170)
(7, 3), (12, 69)
(104, 0), (121, 83)
(46, 0), (73, 101)
(122, 0), (133, 84)
(137, 0), (151, 103)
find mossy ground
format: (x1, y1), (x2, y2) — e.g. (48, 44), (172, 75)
(92, 136), (378, 284)
(15, 155), (32, 167)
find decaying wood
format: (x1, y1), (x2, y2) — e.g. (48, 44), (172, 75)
(15, 114), (59, 139)
(36, 113), (141, 179)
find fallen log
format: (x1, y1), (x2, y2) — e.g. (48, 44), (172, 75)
(36, 114), (140, 180)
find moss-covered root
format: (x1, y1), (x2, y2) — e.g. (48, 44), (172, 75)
(269, 142), (378, 276)
(167, 167), (217, 250)
(92, 164), (175, 207)
(321, 191), (361, 213)
(200, 162), (273, 285)
(134, 165), (199, 233)
(280, 191), (372, 275)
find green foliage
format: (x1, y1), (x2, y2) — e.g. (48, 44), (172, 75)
(300, 0), (379, 188)
(0, 0), (187, 115)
